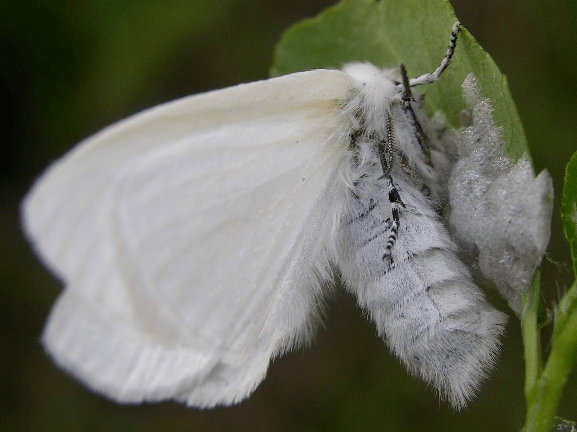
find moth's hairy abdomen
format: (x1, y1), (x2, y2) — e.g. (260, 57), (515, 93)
(332, 63), (507, 409)
(333, 144), (506, 409)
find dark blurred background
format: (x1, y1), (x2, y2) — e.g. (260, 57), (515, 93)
(2, 0), (576, 431)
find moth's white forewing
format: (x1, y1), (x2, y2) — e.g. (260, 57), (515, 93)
(22, 70), (355, 406)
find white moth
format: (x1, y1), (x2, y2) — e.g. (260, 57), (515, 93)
(22, 22), (507, 410)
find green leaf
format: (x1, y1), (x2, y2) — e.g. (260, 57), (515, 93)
(561, 151), (577, 276)
(271, 0), (528, 161)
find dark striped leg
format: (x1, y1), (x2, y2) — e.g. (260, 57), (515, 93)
(378, 113), (395, 177)
(377, 115), (405, 263)
(399, 64), (432, 166)
(382, 176), (405, 262)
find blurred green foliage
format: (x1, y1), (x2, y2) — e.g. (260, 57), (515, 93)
(2, 0), (576, 431)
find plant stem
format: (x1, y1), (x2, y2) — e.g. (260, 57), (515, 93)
(523, 281), (577, 432)
(522, 273), (544, 402)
